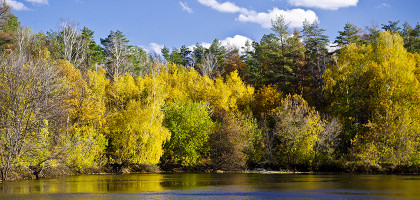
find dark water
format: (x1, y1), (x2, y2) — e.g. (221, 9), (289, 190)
(0, 173), (419, 199)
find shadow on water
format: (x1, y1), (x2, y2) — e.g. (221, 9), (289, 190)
(0, 173), (420, 199)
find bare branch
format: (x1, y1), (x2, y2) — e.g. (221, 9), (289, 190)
(200, 51), (218, 79)
(58, 19), (88, 69)
(0, 51), (65, 181)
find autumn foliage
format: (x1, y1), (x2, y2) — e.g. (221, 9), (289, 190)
(1, 8), (420, 180)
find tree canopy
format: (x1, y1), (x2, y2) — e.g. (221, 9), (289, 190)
(0, 11), (420, 180)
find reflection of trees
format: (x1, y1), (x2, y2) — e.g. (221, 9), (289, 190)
(159, 173), (253, 190)
(160, 174), (201, 188)
(95, 174), (164, 192)
(1, 174), (420, 199)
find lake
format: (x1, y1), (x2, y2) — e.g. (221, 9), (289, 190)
(0, 173), (419, 199)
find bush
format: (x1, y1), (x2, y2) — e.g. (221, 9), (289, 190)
(162, 102), (214, 168)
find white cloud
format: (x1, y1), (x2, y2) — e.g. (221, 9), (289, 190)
(197, 0), (318, 29)
(187, 42), (211, 51)
(188, 35), (252, 55)
(375, 3), (391, 8)
(4, 0), (29, 10)
(25, 0), (48, 5)
(201, 42), (212, 49)
(238, 8), (318, 28)
(220, 35), (252, 53)
(180, 1), (193, 13)
(197, 0), (252, 14)
(326, 42), (339, 53)
(288, 0), (358, 10)
(149, 43), (165, 56)
(4, 0), (48, 11)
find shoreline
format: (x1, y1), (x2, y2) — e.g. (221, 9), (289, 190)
(2, 163), (420, 183)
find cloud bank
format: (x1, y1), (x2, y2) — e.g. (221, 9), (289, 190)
(197, 0), (318, 28)
(238, 8), (318, 28)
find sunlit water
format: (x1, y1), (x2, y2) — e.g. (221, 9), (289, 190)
(1, 173), (420, 199)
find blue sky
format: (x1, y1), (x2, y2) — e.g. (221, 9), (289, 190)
(7, 0), (420, 54)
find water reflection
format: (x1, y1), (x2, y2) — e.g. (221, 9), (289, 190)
(0, 174), (165, 194)
(0, 173), (420, 199)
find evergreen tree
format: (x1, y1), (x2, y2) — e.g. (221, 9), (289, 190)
(335, 22), (361, 47)
(302, 19), (329, 109)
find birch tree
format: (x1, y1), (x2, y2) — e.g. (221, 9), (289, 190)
(58, 19), (88, 69)
(101, 30), (130, 79)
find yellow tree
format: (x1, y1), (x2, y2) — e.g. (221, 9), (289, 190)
(272, 94), (324, 168)
(161, 63), (193, 103)
(366, 31), (420, 165)
(159, 64), (260, 169)
(253, 84), (283, 118)
(324, 42), (376, 153)
(411, 52), (420, 81)
(106, 65), (170, 168)
(225, 70), (254, 111)
(57, 60), (107, 171)
(325, 31), (420, 167)
(204, 70), (254, 113)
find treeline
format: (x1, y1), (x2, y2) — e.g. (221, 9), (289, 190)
(1, 2), (420, 181)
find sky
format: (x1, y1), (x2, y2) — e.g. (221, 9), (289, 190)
(6, 0), (420, 55)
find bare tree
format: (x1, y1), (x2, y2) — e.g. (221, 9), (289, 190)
(0, 52), (65, 181)
(108, 35), (126, 77)
(200, 51), (218, 79)
(314, 117), (341, 163)
(58, 19), (87, 69)
(14, 26), (34, 56)
(101, 30), (130, 79)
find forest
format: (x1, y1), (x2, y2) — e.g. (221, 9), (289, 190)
(0, 2), (420, 181)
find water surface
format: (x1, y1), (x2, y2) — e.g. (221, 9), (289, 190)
(0, 173), (419, 199)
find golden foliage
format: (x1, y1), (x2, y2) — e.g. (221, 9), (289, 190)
(253, 84), (282, 118)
